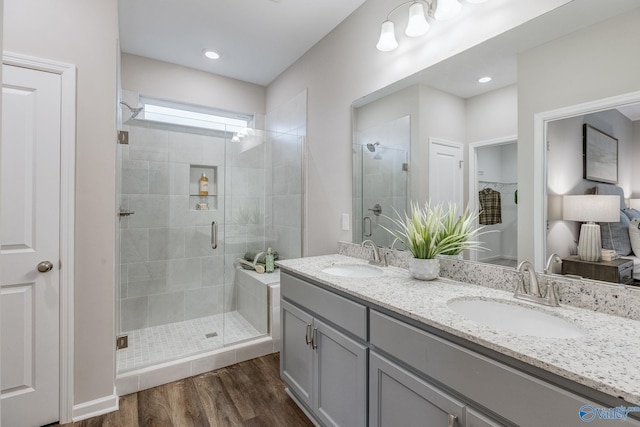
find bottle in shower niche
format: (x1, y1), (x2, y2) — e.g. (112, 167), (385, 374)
(199, 173), (209, 196)
(265, 248), (275, 273)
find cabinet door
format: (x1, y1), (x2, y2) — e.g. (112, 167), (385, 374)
(370, 351), (465, 427)
(281, 300), (314, 407)
(313, 318), (367, 427)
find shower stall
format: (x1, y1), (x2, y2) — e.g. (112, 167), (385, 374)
(115, 107), (303, 374)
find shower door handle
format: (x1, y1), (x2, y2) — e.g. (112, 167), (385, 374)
(211, 221), (218, 250)
(363, 216), (372, 237)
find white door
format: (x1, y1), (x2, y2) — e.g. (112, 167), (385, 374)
(428, 138), (463, 211)
(1, 64), (62, 426)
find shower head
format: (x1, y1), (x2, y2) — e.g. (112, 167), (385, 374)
(366, 142), (380, 152)
(120, 101), (144, 120)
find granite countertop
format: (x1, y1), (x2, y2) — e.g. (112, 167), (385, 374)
(277, 254), (640, 405)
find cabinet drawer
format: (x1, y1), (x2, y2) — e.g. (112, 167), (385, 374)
(370, 310), (633, 427)
(281, 272), (367, 340)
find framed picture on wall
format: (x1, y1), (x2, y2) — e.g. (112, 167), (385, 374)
(583, 124), (618, 184)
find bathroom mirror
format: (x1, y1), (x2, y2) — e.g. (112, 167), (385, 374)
(352, 0), (640, 276)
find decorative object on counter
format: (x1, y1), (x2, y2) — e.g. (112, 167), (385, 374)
(382, 201), (484, 280)
(244, 249), (279, 265)
(237, 258), (265, 273)
(562, 195), (619, 261)
(199, 172), (209, 196)
(265, 248), (275, 273)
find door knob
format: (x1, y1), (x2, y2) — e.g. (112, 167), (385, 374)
(37, 261), (54, 273)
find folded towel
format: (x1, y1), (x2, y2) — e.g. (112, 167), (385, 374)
(244, 250), (279, 264)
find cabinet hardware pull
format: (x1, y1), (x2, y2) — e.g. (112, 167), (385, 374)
(305, 323), (312, 345)
(448, 414), (457, 427)
(312, 327), (318, 349)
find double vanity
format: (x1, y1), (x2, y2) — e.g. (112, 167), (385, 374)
(278, 248), (640, 427)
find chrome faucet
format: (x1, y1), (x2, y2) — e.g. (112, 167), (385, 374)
(544, 253), (563, 274)
(514, 260), (559, 307)
(362, 240), (385, 266)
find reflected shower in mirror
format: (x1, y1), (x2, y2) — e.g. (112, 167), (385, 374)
(353, 115), (409, 247)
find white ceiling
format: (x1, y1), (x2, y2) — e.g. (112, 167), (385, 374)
(118, 0), (366, 86)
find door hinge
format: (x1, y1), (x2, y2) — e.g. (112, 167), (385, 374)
(459, 160), (464, 169)
(547, 140), (551, 151)
(117, 130), (129, 145)
(116, 334), (128, 350)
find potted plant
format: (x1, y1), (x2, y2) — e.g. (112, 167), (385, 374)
(383, 201), (483, 280)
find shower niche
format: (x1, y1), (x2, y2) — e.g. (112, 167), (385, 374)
(189, 164), (217, 210)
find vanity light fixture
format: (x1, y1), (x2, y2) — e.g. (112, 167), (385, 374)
(478, 76), (492, 83)
(376, 0), (483, 52)
(203, 49), (221, 60)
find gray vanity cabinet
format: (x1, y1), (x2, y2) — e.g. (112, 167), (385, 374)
(281, 273), (367, 427)
(281, 270), (640, 427)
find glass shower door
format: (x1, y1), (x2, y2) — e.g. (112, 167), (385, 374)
(117, 122), (228, 372)
(361, 144), (409, 247)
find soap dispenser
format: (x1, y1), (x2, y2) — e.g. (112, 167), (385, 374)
(265, 248), (275, 273)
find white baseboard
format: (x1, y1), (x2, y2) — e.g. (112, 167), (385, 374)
(72, 390), (119, 422)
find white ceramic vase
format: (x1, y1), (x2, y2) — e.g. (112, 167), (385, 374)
(408, 258), (439, 281)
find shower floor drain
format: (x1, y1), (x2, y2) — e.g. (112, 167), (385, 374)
(205, 332), (219, 338)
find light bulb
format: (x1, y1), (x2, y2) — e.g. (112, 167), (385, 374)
(434, 0), (462, 20)
(405, 2), (430, 37)
(376, 20), (398, 52)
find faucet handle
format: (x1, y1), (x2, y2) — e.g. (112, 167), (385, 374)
(544, 281), (560, 307)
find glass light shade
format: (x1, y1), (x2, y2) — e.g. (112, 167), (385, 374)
(562, 195), (620, 223)
(434, 0), (463, 20)
(376, 20), (399, 51)
(405, 2), (430, 37)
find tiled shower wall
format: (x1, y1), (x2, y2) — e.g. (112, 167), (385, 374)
(119, 124), (270, 331)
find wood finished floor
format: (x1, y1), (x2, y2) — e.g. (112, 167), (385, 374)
(57, 353), (313, 427)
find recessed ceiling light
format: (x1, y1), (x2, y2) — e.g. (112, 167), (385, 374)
(478, 76), (492, 83)
(203, 49), (221, 60)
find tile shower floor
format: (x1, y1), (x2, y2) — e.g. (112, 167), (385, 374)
(117, 310), (262, 372)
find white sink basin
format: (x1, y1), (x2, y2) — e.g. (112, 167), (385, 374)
(447, 298), (586, 339)
(321, 264), (384, 278)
